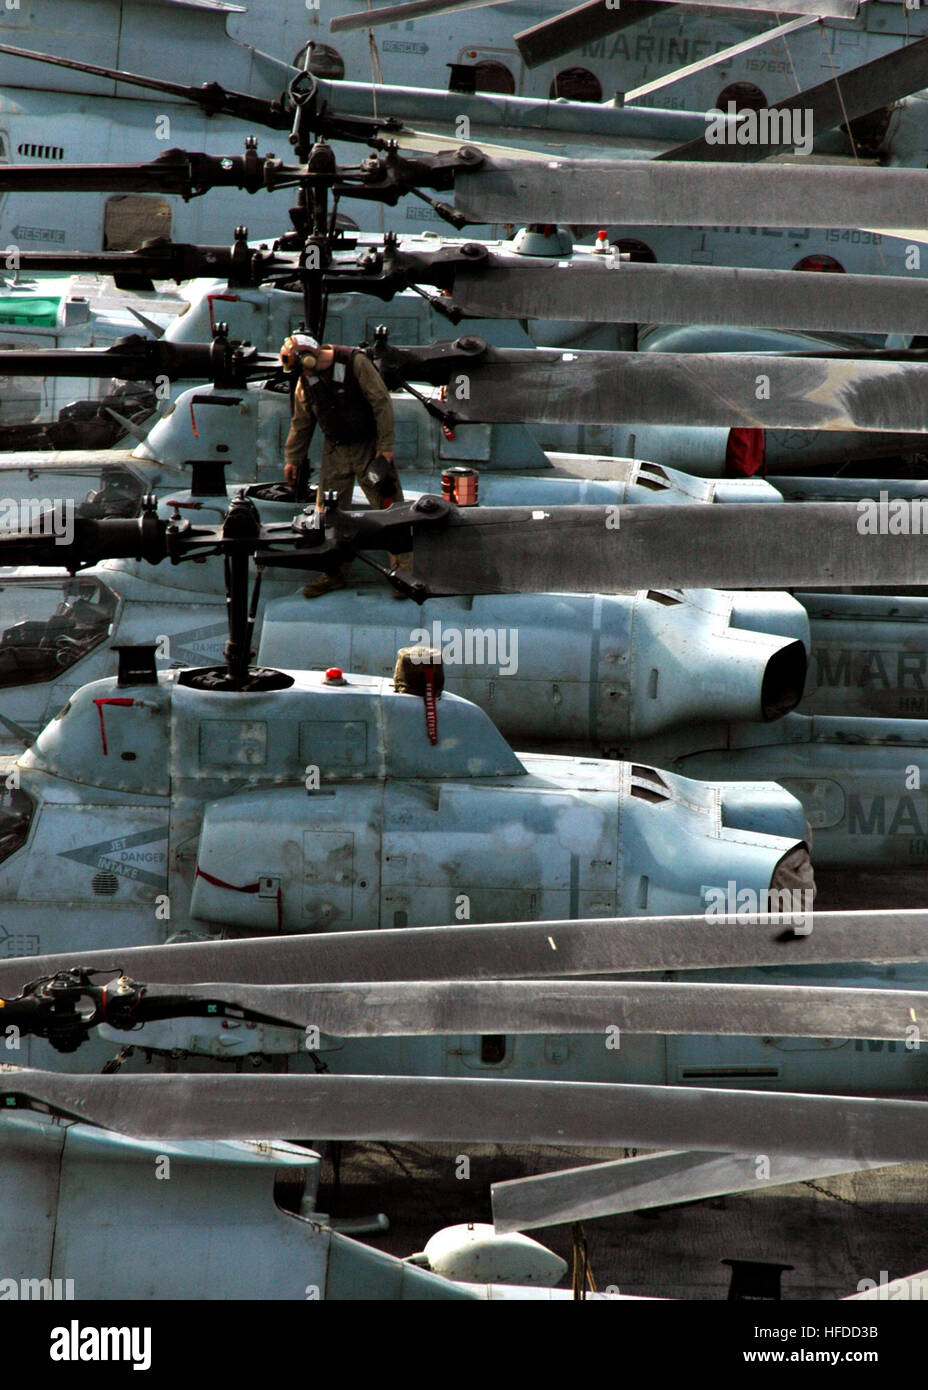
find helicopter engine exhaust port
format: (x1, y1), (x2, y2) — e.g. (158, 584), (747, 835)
(761, 640), (808, 722)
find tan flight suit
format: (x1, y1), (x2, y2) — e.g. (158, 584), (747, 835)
(284, 351), (412, 573)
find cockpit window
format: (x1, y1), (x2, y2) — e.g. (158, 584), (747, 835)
(0, 786), (34, 865)
(0, 579), (117, 689)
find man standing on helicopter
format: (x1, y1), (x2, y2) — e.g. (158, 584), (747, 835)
(281, 332), (411, 599)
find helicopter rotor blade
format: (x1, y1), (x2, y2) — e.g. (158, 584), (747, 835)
(1, 911), (927, 995)
(426, 349), (928, 433)
(328, 0), (857, 38)
(0, 493), (922, 597)
(658, 33), (928, 161)
(451, 260), (928, 335)
(491, 1150), (893, 1232)
(18, 239), (928, 338)
(1, 1069), (924, 1160)
(17, 239), (928, 337)
(139, 977), (928, 1042)
(515, 0), (678, 69)
(330, 0), (523, 31)
(6, 144), (921, 235)
(13, 337), (928, 433)
(515, 0), (856, 68)
(414, 502), (928, 594)
(453, 156), (928, 230)
(0, 42), (291, 128)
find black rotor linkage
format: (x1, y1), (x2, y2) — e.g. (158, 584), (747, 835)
(0, 326), (279, 389)
(8, 227), (491, 311)
(0, 491), (452, 685)
(0, 139), (484, 219)
(2, 968), (144, 1053)
(0, 967), (303, 1053)
(0, 42), (404, 148)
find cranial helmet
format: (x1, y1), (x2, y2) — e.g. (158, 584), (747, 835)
(280, 333), (320, 373)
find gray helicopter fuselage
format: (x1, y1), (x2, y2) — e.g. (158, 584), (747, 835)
(0, 664), (806, 962)
(0, 467), (923, 875)
(0, 1111), (489, 1301)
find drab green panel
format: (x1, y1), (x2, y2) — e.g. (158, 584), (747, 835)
(0, 296), (60, 327)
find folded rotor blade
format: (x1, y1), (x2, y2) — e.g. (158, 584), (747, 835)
(1, 911), (927, 994)
(625, 17), (817, 105)
(330, 0), (521, 32)
(454, 157), (928, 230)
(671, 0), (857, 11)
(329, 0), (856, 40)
(415, 502), (928, 594)
(1, 1070), (923, 1159)
(515, 1), (853, 70)
(440, 351), (928, 432)
(659, 34), (928, 162)
(452, 261), (928, 334)
(0, 42), (290, 128)
(144, 978), (928, 1041)
(514, 1), (676, 69)
(491, 1150), (894, 1231)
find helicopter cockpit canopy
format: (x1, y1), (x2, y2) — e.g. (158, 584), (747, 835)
(0, 578), (116, 688)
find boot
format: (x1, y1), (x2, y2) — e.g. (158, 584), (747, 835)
(302, 572), (347, 599)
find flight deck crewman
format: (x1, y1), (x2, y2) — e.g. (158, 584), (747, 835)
(281, 332), (412, 599)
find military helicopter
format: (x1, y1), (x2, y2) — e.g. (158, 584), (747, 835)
(0, 497), (811, 978)
(7, 903), (928, 1304)
(0, 211), (922, 872)
(12, 0), (928, 148)
(0, 1100), (592, 1300)
(325, 0), (909, 115)
(5, 8), (928, 1312)
(0, 446), (923, 881)
(4, 9), (928, 289)
(0, 479), (923, 985)
(5, 25), (928, 485)
(11, 209), (928, 473)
